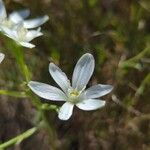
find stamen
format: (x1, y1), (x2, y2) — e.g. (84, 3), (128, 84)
(70, 91), (79, 97)
(67, 89), (80, 104)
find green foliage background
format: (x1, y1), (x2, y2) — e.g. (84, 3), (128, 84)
(0, 0), (150, 149)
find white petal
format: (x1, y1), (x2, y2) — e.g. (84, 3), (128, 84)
(2, 27), (16, 39)
(82, 84), (113, 99)
(23, 15), (49, 29)
(49, 63), (70, 93)
(28, 81), (67, 101)
(17, 9), (30, 19)
(58, 102), (74, 120)
(2, 23), (23, 40)
(0, 0), (7, 20)
(0, 53), (4, 63)
(76, 99), (105, 111)
(19, 42), (35, 48)
(9, 12), (23, 24)
(9, 9), (30, 23)
(26, 28), (43, 41)
(72, 53), (95, 91)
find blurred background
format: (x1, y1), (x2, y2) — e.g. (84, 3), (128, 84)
(0, 0), (150, 149)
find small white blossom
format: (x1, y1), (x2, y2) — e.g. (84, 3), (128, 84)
(28, 53), (113, 120)
(0, 0), (49, 48)
(0, 52), (4, 63)
(3, 23), (43, 48)
(0, 0), (49, 31)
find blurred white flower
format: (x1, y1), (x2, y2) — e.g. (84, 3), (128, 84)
(0, 53), (4, 63)
(3, 23), (43, 48)
(0, 0), (49, 31)
(0, 0), (49, 48)
(28, 53), (113, 120)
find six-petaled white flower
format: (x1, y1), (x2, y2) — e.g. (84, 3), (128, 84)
(2, 23), (43, 48)
(0, 52), (4, 63)
(0, 0), (49, 48)
(0, 0), (49, 30)
(28, 53), (113, 120)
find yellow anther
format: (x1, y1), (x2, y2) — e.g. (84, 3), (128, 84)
(70, 91), (79, 97)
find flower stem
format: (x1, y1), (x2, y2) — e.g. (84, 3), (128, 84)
(0, 90), (26, 98)
(0, 127), (37, 149)
(4, 39), (31, 82)
(3, 39), (58, 149)
(119, 46), (150, 69)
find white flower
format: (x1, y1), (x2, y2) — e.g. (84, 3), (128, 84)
(2, 23), (43, 48)
(0, 0), (49, 48)
(0, 0), (49, 31)
(0, 52), (4, 63)
(28, 53), (113, 120)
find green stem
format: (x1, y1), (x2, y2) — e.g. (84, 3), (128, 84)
(26, 90), (43, 110)
(135, 73), (150, 96)
(4, 40), (31, 82)
(3, 38), (57, 149)
(119, 47), (150, 69)
(0, 90), (26, 98)
(40, 111), (57, 150)
(26, 92), (58, 149)
(41, 103), (59, 112)
(0, 127), (37, 149)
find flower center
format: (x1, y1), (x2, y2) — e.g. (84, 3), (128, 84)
(70, 91), (79, 97)
(68, 89), (80, 104)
